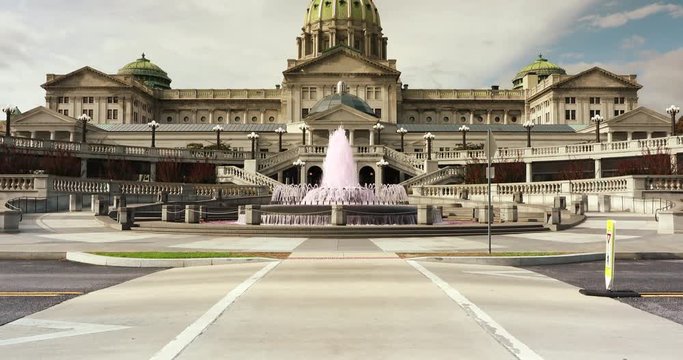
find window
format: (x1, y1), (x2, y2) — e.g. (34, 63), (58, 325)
(614, 110), (625, 117)
(301, 109), (310, 118)
(426, 116), (432, 122)
(166, 116), (173, 123)
(614, 97), (625, 104)
(460, 116), (467, 122)
(134, 100), (139, 107)
(545, 113), (550, 123)
(82, 97), (94, 104)
(494, 117), (501, 123)
(251, 116), (258, 122)
(565, 97), (576, 104)
(269, 116), (275, 122)
(107, 109), (118, 120)
(589, 97), (601, 104)
(511, 116), (517, 123)
(58, 97), (70, 104)
(565, 110), (576, 120)
(409, 116), (416, 122)
(234, 116), (241, 123)
(200, 116), (207, 122)
(134, 112), (139, 122)
(589, 110), (601, 118)
(183, 116), (189, 122)
(374, 109), (382, 118)
(82, 109), (93, 118)
(302, 87), (317, 100)
(142, 116), (146, 122)
(217, 117), (224, 122)
(142, 104), (148, 111)
(443, 117), (450, 122)
(366, 86), (382, 100)
(107, 97), (119, 104)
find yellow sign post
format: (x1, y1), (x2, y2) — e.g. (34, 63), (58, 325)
(605, 220), (616, 291)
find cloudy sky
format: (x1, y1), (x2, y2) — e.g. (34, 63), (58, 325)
(1, 0), (682, 119)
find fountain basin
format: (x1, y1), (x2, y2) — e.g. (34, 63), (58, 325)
(240, 204), (420, 226)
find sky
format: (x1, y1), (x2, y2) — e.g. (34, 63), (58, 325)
(1, 0), (682, 120)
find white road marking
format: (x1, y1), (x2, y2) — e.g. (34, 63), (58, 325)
(463, 270), (554, 281)
(150, 261), (280, 360)
(0, 319), (129, 346)
(407, 261), (543, 360)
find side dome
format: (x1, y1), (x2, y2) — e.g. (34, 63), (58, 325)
(305, 0), (380, 27)
(512, 55), (566, 89)
(309, 82), (377, 117)
(117, 53), (172, 90)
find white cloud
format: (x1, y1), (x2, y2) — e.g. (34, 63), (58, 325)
(580, 2), (683, 28)
(621, 35), (647, 49)
(563, 48), (683, 112)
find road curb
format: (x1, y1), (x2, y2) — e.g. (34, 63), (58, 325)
(0, 252), (66, 260)
(65, 252), (277, 268)
(414, 253), (605, 266)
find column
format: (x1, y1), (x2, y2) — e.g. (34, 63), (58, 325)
(647, 132), (652, 139)
(349, 130), (355, 146)
(375, 166), (383, 188)
(469, 111), (475, 124)
(369, 130), (375, 146)
(607, 132), (613, 143)
(30, 131), (36, 139)
(503, 110), (509, 124)
(260, 110), (265, 124)
(525, 162), (533, 183)
(80, 159), (88, 179)
(209, 111), (214, 124)
(69, 132), (75, 142)
(486, 111), (492, 124)
(671, 155), (679, 175)
(594, 159), (602, 179)
(627, 132), (633, 141)
(150, 162), (157, 182)
(300, 165), (308, 185)
(49, 131), (56, 140)
(243, 110), (248, 124)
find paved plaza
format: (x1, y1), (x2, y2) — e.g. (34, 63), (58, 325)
(0, 213), (682, 359)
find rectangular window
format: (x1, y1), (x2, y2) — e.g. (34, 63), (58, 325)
(58, 97), (70, 104)
(63, 109), (69, 117)
(565, 110), (576, 120)
(107, 97), (119, 104)
(82, 109), (93, 118)
(374, 108), (382, 118)
(134, 112), (139, 122)
(589, 97), (601, 104)
(614, 97), (625, 104)
(113, 109), (118, 120)
(565, 97), (576, 104)
(589, 110), (602, 118)
(301, 108), (310, 118)
(82, 97), (94, 104)
(366, 87), (382, 100)
(614, 110), (625, 117)
(301, 87), (317, 101)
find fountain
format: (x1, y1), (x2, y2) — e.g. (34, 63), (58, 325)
(251, 127), (422, 226)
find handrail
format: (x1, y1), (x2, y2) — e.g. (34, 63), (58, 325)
(219, 166), (282, 192)
(400, 166), (464, 188)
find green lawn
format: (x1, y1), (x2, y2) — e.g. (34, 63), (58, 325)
(91, 252), (288, 259)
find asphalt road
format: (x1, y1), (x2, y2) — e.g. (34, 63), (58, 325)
(523, 260), (683, 325)
(0, 260), (162, 326)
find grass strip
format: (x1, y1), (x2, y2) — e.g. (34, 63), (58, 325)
(91, 252), (290, 259)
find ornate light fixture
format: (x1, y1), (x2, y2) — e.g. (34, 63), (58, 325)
(591, 115), (604, 143)
(523, 121), (535, 148)
(2, 104), (16, 137)
(396, 127), (408, 152)
(666, 105), (680, 137)
(299, 123), (310, 145)
(78, 113), (92, 144)
(458, 125), (470, 150)
(373, 122), (385, 145)
(423, 132), (435, 160)
(275, 127), (287, 152)
(212, 125), (224, 149)
(247, 132), (260, 159)
(147, 120), (160, 148)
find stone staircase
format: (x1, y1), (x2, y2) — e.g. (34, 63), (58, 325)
(382, 147), (424, 176)
(257, 147), (301, 175)
(216, 166), (283, 192)
(401, 166), (465, 190)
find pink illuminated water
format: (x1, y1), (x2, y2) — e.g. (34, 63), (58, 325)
(321, 128), (358, 188)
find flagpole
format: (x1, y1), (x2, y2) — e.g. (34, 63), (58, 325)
(487, 129), (492, 255)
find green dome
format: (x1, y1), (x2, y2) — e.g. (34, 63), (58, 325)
(310, 93), (377, 117)
(513, 55), (566, 89)
(118, 53), (172, 90)
(305, 0), (380, 27)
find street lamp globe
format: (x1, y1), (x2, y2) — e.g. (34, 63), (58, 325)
(522, 121), (535, 129)
(1, 104), (16, 114)
(212, 125), (224, 132)
(247, 132), (260, 140)
(275, 127), (287, 135)
(423, 132), (435, 140)
(148, 120), (160, 129)
(299, 123), (310, 131)
(78, 114), (92, 122)
(590, 114), (604, 124)
(458, 125), (470, 133)
(396, 127), (408, 135)
(373, 123), (385, 131)
(376, 158), (389, 167)
(293, 159), (306, 167)
(666, 105), (680, 115)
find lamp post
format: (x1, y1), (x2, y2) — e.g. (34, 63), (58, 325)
(376, 158), (389, 186)
(212, 125), (224, 149)
(373, 122), (385, 145)
(591, 114), (604, 143)
(523, 121), (535, 148)
(667, 105), (680, 137)
(293, 159), (306, 185)
(299, 123), (309, 145)
(423, 132), (435, 161)
(247, 132), (260, 159)
(397, 127), (408, 152)
(78, 114), (92, 144)
(147, 120), (160, 148)
(459, 125), (470, 150)
(2, 104), (16, 137)
(275, 127), (287, 152)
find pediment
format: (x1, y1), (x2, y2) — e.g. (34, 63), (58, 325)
(306, 104), (379, 125)
(284, 47), (401, 77)
(606, 107), (670, 128)
(43, 67), (130, 89)
(557, 67), (641, 89)
(13, 107), (77, 126)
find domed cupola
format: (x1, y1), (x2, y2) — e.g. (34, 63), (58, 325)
(298, 0), (387, 60)
(512, 55), (566, 89)
(309, 81), (378, 117)
(117, 53), (172, 90)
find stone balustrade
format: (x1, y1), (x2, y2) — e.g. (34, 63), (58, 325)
(218, 166), (282, 192)
(0, 177), (36, 191)
(400, 166), (464, 188)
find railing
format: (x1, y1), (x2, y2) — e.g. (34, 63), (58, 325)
(159, 88), (282, 100)
(218, 166), (282, 192)
(0, 136), (266, 162)
(646, 176), (683, 191)
(402, 89), (525, 100)
(258, 147), (301, 172)
(383, 147), (424, 174)
(0, 177), (36, 191)
(400, 166), (464, 188)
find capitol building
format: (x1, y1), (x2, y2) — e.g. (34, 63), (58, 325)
(5, 0), (675, 184)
